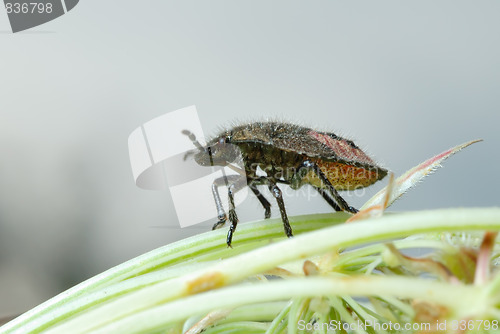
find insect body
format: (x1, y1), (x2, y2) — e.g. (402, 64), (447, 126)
(184, 122), (387, 247)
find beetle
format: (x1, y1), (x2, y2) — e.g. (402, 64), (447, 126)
(183, 122), (387, 247)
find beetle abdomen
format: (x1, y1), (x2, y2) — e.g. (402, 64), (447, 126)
(303, 158), (387, 191)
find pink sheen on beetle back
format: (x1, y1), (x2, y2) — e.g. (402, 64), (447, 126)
(308, 130), (376, 165)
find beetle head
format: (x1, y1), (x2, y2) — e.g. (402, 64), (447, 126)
(182, 130), (240, 167)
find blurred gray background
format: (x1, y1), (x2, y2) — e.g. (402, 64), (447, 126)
(0, 0), (499, 316)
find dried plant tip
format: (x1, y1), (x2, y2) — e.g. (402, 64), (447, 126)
(347, 172), (395, 222)
(185, 309), (232, 334)
(474, 231), (499, 285)
(383, 244), (456, 282)
(303, 260), (320, 276)
(412, 299), (450, 323)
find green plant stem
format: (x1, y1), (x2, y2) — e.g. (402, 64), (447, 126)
(0, 214), (346, 334)
(89, 276), (481, 334)
(39, 208), (500, 334)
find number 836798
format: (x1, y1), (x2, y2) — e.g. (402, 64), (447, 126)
(5, 2), (53, 14)
(451, 319), (498, 331)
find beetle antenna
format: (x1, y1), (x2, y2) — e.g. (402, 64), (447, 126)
(182, 130), (205, 151)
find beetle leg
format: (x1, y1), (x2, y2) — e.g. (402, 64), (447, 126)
(210, 175), (244, 228)
(211, 180), (227, 230)
(296, 160), (358, 214)
(226, 183), (239, 248)
(315, 187), (342, 212)
(210, 175), (247, 247)
(246, 176), (293, 237)
(248, 178), (272, 219)
(267, 181), (293, 238)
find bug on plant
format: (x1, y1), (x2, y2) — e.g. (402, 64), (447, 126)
(183, 122), (388, 247)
